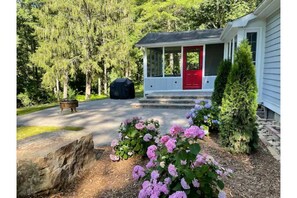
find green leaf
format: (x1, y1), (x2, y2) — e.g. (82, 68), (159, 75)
(172, 183), (182, 191)
(123, 154), (128, 160)
(217, 180), (224, 189)
(189, 143), (201, 155)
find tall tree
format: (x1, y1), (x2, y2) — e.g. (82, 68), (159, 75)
(70, 0), (102, 100)
(99, 0), (136, 94)
(17, 0), (45, 104)
(195, 0), (258, 29)
(31, 0), (79, 100)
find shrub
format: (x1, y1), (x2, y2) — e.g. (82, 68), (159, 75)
(211, 60), (232, 106)
(110, 117), (160, 160)
(186, 100), (220, 134)
(17, 92), (32, 107)
(133, 125), (231, 198)
(219, 40), (258, 153)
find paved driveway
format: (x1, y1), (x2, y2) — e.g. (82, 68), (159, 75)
(17, 99), (190, 147)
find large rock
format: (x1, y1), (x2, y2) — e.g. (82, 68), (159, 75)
(17, 134), (95, 197)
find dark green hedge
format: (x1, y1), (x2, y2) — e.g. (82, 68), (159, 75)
(219, 40), (258, 153)
(212, 59), (232, 106)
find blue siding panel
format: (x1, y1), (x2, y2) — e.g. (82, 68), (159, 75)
(262, 10), (280, 114)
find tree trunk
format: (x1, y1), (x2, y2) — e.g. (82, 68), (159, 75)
(85, 71), (91, 100)
(98, 77), (101, 95)
(63, 72), (68, 99)
(55, 78), (60, 101)
(104, 63), (107, 95)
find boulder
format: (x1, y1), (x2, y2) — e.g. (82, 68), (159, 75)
(17, 134), (95, 197)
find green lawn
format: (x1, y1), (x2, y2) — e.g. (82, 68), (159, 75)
(17, 103), (58, 116)
(17, 126), (84, 140)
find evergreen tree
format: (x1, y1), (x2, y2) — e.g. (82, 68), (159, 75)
(212, 59), (232, 106)
(219, 40), (258, 153)
(31, 0), (80, 100)
(17, 0), (47, 105)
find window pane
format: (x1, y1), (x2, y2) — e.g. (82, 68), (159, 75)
(186, 48), (200, 70)
(147, 48), (163, 77)
(247, 32), (257, 64)
(164, 47), (181, 77)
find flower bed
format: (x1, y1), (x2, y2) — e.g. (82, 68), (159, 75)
(186, 100), (219, 134)
(110, 117), (160, 160)
(132, 125), (232, 198)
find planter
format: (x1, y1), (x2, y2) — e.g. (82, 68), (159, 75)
(60, 99), (78, 112)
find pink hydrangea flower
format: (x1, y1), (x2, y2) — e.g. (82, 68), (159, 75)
(194, 154), (206, 167)
(169, 124), (184, 136)
(160, 135), (170, 144)
(132, 165), (145, 180)
(146, 123), (156, 131)
(218, 191), (226, 198)
(110, 139), (119, 147)
(181, 178), (190, 189)
(143, 133), (153, 142)
(135, 122), (145, 130)
(146, 159), (157, 169)
(180, 160), (187, 165)
(109, 154), (119, 161)
(165, 138), (177, 153)
(151, 170), (160, 180)
(184, 126), (205, 139)
(192, 178), (200, 188)
(164, 177), (171, 185)
(147, 145), (158, 160)
(168, 164), (178, 177)
(169, 191), (187, 198)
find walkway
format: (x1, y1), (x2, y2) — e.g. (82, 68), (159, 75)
(17, 99), (190, 159)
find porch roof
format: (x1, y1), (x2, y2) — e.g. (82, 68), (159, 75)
(135, 29), (223, 47)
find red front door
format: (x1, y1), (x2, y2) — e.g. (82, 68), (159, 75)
(183, 46), (203, 89)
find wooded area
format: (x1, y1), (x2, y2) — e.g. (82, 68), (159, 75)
(17, 0), (261, 106)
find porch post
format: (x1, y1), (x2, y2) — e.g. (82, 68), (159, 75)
(180, 46), (183, 90)
(143, 47), (147, 96)
(162, 47), (165, 77)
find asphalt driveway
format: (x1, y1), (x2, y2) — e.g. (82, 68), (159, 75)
(17, 99), (190, 147)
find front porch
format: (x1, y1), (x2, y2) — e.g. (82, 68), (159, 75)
(135, 29), (225, 95)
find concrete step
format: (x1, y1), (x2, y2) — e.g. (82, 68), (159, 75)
(138, 98), (210, 104)
(146, 91), (212, 100)
(131, 102), (194, 109)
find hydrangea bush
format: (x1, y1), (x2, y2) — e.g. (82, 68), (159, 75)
(186, 100), (220, 134)
(133, 125), (232, 198)
(110, 117), (160, 160)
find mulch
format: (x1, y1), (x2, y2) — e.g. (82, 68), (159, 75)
(47, 133), (280, 198)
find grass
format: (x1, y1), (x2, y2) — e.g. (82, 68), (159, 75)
(76, 94), (108, 102)
(17, 103), (58, 116)
(17, 126), (84, 140)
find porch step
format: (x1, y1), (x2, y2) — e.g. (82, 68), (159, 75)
(132, 91), (212, 109)
(131, 103), (195, 109)
(138, 98), (198, 104)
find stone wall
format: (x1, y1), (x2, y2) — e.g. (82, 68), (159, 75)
(17, 134), (95, 197)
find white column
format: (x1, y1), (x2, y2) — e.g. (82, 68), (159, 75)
(202, 44), (206, 78)
(143, 48), (147, 96)
(231, 38), (235, 63)
(162, 47), (165, 77)
(180, 46), (183, 90)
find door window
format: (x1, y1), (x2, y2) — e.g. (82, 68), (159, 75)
(186, 49), (200, 70)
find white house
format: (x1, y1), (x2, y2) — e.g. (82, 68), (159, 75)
(136, 0), (280, 121)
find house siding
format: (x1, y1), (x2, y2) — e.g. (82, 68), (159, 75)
(262, 9), (280, 114)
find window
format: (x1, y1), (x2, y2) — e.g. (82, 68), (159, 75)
(147, 48), (163, 77)
(164, 47), (181, 77)
(186, 48), (200, 70)
(246, 32), (257, 64)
